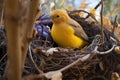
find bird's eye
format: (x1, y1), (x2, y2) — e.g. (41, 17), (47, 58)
(56, 15), (60, 18)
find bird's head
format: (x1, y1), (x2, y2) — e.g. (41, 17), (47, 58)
(50, 9), (70, 23)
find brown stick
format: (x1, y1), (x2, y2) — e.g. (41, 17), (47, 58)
(112, 15), (118, 34)
(4, 0), (22, 79)
(0, 0), (4, 28)
(85, 1), (101, 19)
(0, 0), (4, 20)
(4, 0), (40, 80)
(21, 0), (39, 72)
(100, 0), (104, 44)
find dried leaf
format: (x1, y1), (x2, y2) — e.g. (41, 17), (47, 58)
(44, 71), (62, 80)
(45, 48), (58, 56)
(111, 72), (120, 80)
(115, 46), (120, 54)
(52, 71), (62, 80)
(33, 47), (43, 53)
(90, 8), (96, 16)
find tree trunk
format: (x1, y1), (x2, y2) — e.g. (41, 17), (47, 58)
(0, 0), (4, 27)
(4, 0), (39, 80)
(0, 0), (3, 19)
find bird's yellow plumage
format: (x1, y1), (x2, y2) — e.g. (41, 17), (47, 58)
(50, 9), (88, 48)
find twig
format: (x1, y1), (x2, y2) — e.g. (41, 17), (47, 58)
(53, 0), (56, 10)
(85, 1), (101, 19)
(41, 53), (91, 79)
(28, 44), (43, 74)
(59, 54), (91, 72)
(100, 0), (104, 44)
(93, 44), (115, 55)
(21, 0), (40, 75)
(0, 1), (4, 28)
(112, 15), (118, 34)
(0, 53), (7, 63)
(95, 1), (102, 9)
(93, 37), (117, 54)
(69, 10), (98, 23)
(60, 0), (65, 8)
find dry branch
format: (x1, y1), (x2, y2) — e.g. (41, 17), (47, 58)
(21, 0), (40, 73)
(4, 0), (39, 80)
(100, 0), (104, 44)
(112, 15), (118, 34)
(4, 0), (22, 79)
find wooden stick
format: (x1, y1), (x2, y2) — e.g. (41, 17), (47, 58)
(4, 0), (22, 79)
(100, 0), (104, 44)
(4, 0), (40, 80)
(21, 0), (40, 72)
(112, 15), (118, 34)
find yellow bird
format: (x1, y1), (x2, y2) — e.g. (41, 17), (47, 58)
(50, 9), (88, 48)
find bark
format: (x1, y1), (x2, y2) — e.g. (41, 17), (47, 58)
(0, 0), (3, 19)
(21, 0), (40, 71)
(0, 0), (4, 27)
(4, 0), (39, 80)
(4, 0), (22, 80)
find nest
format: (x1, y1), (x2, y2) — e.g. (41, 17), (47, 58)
(1, 10), (120, 80)
(23, 12), (120, 80)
